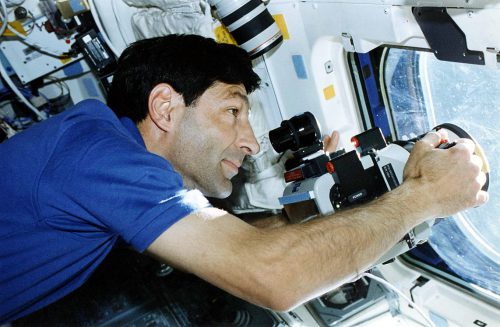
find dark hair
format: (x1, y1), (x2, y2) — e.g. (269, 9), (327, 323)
(107, 34), (261, 122)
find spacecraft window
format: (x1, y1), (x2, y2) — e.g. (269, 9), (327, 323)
(383, 48), (500, 297)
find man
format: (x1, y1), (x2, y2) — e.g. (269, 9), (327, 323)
(0, 34), (488, 323)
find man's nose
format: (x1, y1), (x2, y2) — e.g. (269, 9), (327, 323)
(238, 120), (260, 155)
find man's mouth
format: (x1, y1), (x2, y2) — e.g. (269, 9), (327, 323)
(221, 159), (241, 178)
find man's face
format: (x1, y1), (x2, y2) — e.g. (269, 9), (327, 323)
(168, 82), (260, 198)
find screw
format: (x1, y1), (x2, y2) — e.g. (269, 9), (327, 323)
(325, 60), (333, 73)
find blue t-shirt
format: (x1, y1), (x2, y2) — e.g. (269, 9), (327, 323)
(0, 99), (210, 323)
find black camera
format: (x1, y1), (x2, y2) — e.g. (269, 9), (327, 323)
(269, 112), (489, 265)
(270, 112), (409, 220)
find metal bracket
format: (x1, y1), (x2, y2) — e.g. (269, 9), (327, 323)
(404, 229), (416, 249)
(412, 7), (484, 65)
(341, 33), (355, 52)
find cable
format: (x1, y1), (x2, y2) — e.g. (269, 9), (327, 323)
(360, 272), (437, 327)
(0, 0), (73, 58)
(38, 71), (90, 89)
(0, 0), (71, 57)
(88, 0), (121, 58)
(0, 0), (71, 120)
(38, 76), (72, 113)
(0, 62), (46, 120)
(4, 0), (25, 7)
(0, 16), (70, 57)
(43, 76), (70, 97)
(0, 0), (46, 120)
(23, 11), (37, 36)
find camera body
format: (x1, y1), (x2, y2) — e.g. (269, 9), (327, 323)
(279, 127), (412, 220)
(270, 112), (434, 265)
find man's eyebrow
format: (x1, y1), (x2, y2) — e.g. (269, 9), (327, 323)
(226, 91), (249, 107)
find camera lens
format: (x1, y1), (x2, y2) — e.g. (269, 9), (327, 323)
(210, 0), (283, 58)
(269, 112), (321, 153)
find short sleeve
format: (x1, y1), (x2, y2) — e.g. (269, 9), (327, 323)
(38, 119), (211, 252)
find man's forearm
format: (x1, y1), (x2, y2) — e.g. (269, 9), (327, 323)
(246, 179), (430, 309)
(245, 214), (288, 229)
(148, 179), (432, 312)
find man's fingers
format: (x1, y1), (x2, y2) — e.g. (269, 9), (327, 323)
(476, 190), (489, 206)
(477, 171), (487, 188)
(324, 131), (339, 153)
(471, 154), (484, 171)
(419, 130), (448, 148)
(454, 138), (476, 154)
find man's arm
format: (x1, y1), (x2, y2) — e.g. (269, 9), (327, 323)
(244, 214), (288, 228)
(146, 132), (488, 311)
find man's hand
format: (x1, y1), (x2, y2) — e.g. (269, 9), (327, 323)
(323, 131), (340, 153)
(403, 130), (488, 218)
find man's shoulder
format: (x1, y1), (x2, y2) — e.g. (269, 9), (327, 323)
(51, 99), (132, 143)
(0, 100), (120, 154)
(62, 99), (119, 125)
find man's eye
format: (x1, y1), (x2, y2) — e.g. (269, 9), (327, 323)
(228, 108), (239, 117)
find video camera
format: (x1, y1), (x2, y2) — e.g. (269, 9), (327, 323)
(269, 112), (489, 265)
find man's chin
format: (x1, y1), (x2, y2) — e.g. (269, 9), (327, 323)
(210, 187), (232, 199)
(202, 181), (233, 199)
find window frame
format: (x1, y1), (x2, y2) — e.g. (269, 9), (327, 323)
(349, 45), (500, 305)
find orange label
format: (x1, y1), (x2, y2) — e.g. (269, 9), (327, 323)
(1, 21), (27, 37)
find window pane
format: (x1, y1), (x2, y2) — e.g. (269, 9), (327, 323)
(423, 54), (500, 255)
(385, 48), (500, 295)
(384, 49), (430, 137)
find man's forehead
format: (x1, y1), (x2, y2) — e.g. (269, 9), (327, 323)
(226, 90), (250, 107)
(210, 82), (249, 104)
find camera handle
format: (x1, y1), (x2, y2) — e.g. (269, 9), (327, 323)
(395, 123), (489, 192)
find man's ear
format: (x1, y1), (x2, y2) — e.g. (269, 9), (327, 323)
(147, 83), (178, 132)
